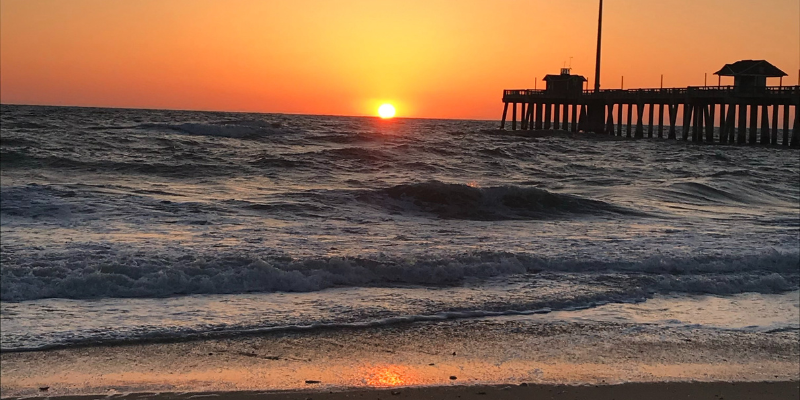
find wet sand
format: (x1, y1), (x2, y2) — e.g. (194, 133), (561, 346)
(11, 382), (799, 400)
(2, 317), (798, 398)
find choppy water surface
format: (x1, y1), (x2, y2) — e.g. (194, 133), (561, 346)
(1, 104), (798, 351)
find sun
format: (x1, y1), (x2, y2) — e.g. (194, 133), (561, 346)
(378, 104), (396, 119)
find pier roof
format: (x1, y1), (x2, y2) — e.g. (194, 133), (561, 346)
(543, 74), (587, 82)
(714, 60), (787, 77)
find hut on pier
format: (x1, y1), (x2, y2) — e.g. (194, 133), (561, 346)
(543, 68), (587, 97)
(714, 60), (787, 93)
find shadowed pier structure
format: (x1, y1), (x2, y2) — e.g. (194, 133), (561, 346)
(500, 60), (800, 147)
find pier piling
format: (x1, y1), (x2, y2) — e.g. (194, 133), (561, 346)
(737, 104), (747, 145)
(749, 104), (758, 144)
(705, 105), (715, 143)
(783, 104), (791, 146)
(771, 104), (779, 144)
(682, 104), (692, 141)
(760, 104), (770, 145)
(626, 104), (633, 138)
(635, 103), (645, 138)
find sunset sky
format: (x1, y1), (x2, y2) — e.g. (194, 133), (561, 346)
(1, 0), (798, 119)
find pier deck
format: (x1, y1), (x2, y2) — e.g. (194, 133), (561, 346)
(499, 86), (800, 146)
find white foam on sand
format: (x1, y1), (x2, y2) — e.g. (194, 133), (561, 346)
(501, 290), (800, 333)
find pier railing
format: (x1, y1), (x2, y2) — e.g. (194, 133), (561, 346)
(504, 86), (800, 101)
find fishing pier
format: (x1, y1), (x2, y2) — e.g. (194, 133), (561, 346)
(499, 69), (800, 146)
(499, 0), (800, 147)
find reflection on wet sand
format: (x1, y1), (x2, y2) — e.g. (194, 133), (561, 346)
(362, 365), (413, 387)
(2, 314), (797, 398)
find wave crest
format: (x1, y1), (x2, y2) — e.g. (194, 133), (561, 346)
(363, 181), (642, 220)
(2, 250), (797, 301)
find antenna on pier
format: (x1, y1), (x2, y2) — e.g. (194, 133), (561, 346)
(562, 59), (572, 75)
(594, 0), (603, 92)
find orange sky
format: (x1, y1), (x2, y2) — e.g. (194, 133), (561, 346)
(1, 0), (798, 119)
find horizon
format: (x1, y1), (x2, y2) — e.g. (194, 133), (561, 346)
(0, 102), (502, 121)
(1, 0), (799, 119)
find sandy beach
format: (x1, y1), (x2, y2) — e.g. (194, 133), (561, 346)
(3, 313), (798, 399)
(5, 381), (796, 400)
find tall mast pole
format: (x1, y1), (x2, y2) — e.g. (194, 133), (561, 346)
(594, 0), (603, 92)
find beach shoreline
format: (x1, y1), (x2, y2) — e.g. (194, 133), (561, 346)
(4, 381), (797, 400)
(3, 313), (798, 399)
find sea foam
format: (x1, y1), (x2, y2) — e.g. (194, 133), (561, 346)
(2, 250), (797, 301)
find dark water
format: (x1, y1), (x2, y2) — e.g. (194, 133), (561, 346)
(1, 104), (798, 351)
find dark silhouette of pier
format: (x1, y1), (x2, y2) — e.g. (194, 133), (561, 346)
(500, 80), (799, 146)
(499, 0), (800, 147)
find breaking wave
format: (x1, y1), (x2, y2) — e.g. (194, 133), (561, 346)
(2, 250), (797, 301)
(362, 181), (644, 220)
(654, 180), (796, 207)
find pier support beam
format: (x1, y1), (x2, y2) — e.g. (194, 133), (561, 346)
(771, 104), (779, 144)
(728, 103), (737, 144)
(554, 104), (561, 130)
(635, 103), (645, 138)
(719, 104), (728, 144)
(512, 102), (517, 131)
(571, 104), (579, 132)
(728, 104), (738, 144)
(527, 103), (533, 130)
(658, 104), (664, 138)
(737, 103), (747, 144)
(760, 104), (770, 145)
(529, 103), (536, 130)
(705, 104), (715, 143)
(585, 101), (606, 134)
(500, 102), (508, 130)
(580, 104), (591, 132)
(562, 103), (569, 131)
(647, 103), (655, 138)
(617, 103), (623, 136)
(605, 104), (615, 134)
(792, 104), (800, 147)
(668, 104), (678, 140)
(543, 103), (552, 130)
(783, 103), (790, 146)
(626, 104), (633, 138)
(524, 103), (530, 131)
(692, 104), (701, 142)
(535, 103), (543, 130)
(682, 103), (692, 141)
(748, 103), (758, 144)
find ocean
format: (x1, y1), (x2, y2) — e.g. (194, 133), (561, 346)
(1, 104), (798, 360)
